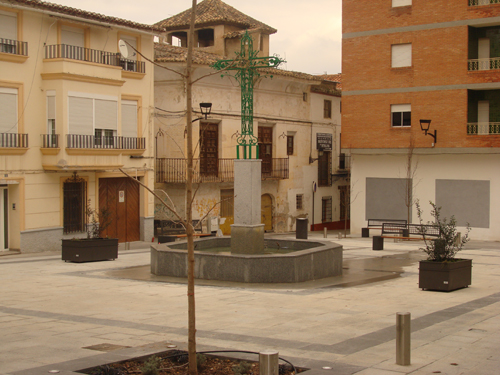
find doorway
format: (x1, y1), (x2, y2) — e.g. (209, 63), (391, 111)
(99, 177), (140, 243)
(0, 187), (7, 250)
(261, 193), (273, 232)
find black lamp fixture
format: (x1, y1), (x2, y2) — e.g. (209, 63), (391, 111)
(200, 102), (212, 119)
(420, 119), (437, 143)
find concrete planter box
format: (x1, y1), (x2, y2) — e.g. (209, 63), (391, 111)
(419, 259), (472, 292)
(62, 238), (118, 262)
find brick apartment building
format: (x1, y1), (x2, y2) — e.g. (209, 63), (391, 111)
(342, 0), (500, 240)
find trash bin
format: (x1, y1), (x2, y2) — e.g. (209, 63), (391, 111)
(373, 235), (384, 250)
(296, 218), (308, 239)
(362, 228), (369, 237)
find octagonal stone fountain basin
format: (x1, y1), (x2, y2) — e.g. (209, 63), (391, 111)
(151, 237), (343, 283)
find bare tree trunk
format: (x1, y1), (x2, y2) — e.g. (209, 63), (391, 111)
(186, 1), (197, 374)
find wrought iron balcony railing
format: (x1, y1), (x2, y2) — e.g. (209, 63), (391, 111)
(41, 134), (59, 148)
(468, 58), (500, 71)
(467, 122), (500, 135)
(66, 134), (146, 149)
(469, 0), (500, 6)
(44, 44), (145, 73)
(156, 158), (289, 183)
(0, 38), (28, 56)
(0, 133), (28, 148)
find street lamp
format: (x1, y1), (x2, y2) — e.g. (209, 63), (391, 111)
(420, 119), (437, 143)
(200, 102), (212, 119)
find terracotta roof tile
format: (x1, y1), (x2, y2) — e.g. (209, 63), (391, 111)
(155, 0), (276, 35)
(154, 42), (320, 82)
(319, 73), (342, 90)
(4, 0), (163, 33)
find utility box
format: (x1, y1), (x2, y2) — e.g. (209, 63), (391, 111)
(296, 218), (308, 239)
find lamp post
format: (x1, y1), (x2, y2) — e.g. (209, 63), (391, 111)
(420, 119), (437, 143)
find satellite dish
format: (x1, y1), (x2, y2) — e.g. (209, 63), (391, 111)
(118, 39), (129, 58)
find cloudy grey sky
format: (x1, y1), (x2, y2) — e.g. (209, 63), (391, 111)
(51, 0), (342, 75)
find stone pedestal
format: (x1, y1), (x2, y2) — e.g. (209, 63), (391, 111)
(231, 159), (265, 254)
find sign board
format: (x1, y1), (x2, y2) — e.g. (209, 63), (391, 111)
(119, 190), (125, 203)
(316, 133), (332, 151)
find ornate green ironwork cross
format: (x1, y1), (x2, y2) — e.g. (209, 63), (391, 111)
(211, 31), (285, 159)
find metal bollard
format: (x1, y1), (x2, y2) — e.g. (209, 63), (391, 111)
(324, 227), (328, 238)
(396, 312), (411, 366)
(259, 350), (279, 375)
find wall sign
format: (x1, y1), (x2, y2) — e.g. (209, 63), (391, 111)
(119, 190), (125, 203)
(316, 133), (332, 151)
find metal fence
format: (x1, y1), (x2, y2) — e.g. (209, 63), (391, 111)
(467, 122), (500, 135)
(0, 133), (28, 148)
(45, 44), (145, 73)
(41, 134), (59, 148)
(66, 134), (145, 149)
(0, 38), (28, 56)
(469, 0), (500, 5)
(156, 157), (289, 183)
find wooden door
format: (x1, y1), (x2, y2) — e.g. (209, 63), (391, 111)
(219, 189), (234, 235)
(261, 194), (273, 232)
(200, 122), (218, 176)
(99, 177), (140, 243)
(258, 127), (273, 176)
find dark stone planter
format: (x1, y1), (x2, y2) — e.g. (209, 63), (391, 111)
(419, 259), (472, 292)
(62, 238), (118, 262)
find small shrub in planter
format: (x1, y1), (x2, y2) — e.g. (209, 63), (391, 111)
(416, 201), (472, 291)
(62, 200), (118, 263)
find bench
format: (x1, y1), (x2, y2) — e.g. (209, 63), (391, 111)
(362, 219), (407, 237)
(373, 223), (440, 250)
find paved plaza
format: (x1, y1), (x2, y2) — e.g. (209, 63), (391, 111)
(1, 232), (500, 374)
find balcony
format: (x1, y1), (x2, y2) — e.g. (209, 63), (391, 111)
(468, 57), (500, 71)
(469, 0), (500, 6)
(156, 158), (289, 183)
(0, 38), (28, 63)
(467, 122), (500, 135)
(41, 134), (59, 148)
(44, 45), (145, 73)
(66, 134), (145, 150)
(0, 133), (28, 154)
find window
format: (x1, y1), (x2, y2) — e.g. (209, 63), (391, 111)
(46, 92), (57, 147)
(324, 99), (332, 119)
(68, 93), (118, 143)
(0, 87), (18, 146)
(296, 194), (303, 210)
(197, 29), (214, 47)
(121, 100), (138, 138)
(303, 92), (308, 102)
(0, 10), (18, 54)
(392, 0), (411, 6)
(318, 151), (332, 187)
(322, 196), (332, 223)
(391, 104), (411, 127)
(119, 34), (138, 71)
(287, 135), (294, 155)
(391, 43), (412, 68)
(63, 174), (86, 234)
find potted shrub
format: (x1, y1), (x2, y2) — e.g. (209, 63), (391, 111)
(62, 201), (118, 262)
(416, 201), (472, 292)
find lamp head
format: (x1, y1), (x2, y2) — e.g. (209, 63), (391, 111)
(420, 119), (432, 132)
(200, 102), (212, 118)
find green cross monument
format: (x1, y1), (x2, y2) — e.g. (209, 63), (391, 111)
(211, 31), (285, 159)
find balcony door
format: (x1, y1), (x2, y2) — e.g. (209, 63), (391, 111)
(478, 38), (490, 71)
(200, 122), (218, 177)
(478, 100), (489, 135)
(258, 126), (273, 175)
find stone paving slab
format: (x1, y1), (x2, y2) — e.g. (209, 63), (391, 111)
(0, 235), (499, 374)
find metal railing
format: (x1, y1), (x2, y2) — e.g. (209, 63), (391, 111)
(66, 134), (145, 149)
(44, 44), (145, 73)
(468, 57), (500, 71)
(41, 134), (59, 148)
(0, 38), (28, 56)
(469, 0), (500, 5)
(0, 133), (28, 148)
(467, 122), (500, 135)
(156, 157), (289, 183)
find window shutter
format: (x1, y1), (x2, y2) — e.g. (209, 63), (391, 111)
(392, 44), (412, 68)
(121, 100), (138, 138)
(61, 26), (85, 47)
(95, 99), (117, 131)
(68, 96), (93, 135)
(0, 11), (17, 40)
(47, 96), (56, 120)
(391, 104), (411, 113)
(0, 88), (18, 133)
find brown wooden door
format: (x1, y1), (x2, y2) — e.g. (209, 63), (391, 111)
(261, 194), (273, 232)
(99, 177), (140, 243)
(200, 122), (218, 176)
(258, 127), (273, 176)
